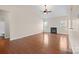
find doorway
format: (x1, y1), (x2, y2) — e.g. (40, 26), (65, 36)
(0, 9), (10, 39)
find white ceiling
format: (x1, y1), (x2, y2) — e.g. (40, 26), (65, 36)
(34, 5), (70, 19)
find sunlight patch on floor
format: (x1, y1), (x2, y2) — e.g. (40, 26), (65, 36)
(44, 33), (49, 46)
(60, 36), (67, 51)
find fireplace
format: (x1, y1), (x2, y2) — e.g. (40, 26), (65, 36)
(50, 27), (57, 34)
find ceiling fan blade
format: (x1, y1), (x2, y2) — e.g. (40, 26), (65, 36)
(48, 11), (52, 12)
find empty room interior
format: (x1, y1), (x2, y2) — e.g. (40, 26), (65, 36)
(0, 5), (79, 54)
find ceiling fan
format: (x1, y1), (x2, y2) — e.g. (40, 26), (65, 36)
(42, 5), (52, 14)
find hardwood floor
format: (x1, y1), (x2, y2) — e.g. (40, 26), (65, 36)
(0, 33), (72, 54)
(0, 37), (9, 54)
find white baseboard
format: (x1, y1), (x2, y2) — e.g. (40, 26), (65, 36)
(10, 32), (43, 40)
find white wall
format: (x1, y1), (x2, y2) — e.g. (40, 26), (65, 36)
(44, 16), (68, 34)
(0, 6), (43, 40)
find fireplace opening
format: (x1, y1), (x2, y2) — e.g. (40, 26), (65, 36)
(50, 27), (57, 34)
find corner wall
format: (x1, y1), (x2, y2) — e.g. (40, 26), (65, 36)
(0, 5), (43, 40)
